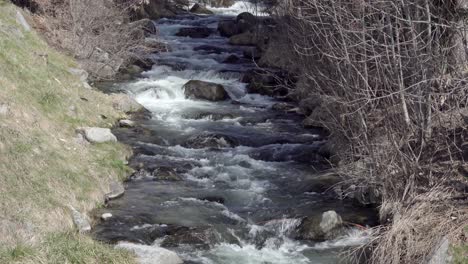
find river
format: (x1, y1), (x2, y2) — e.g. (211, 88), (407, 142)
(93, 2), (376, 263)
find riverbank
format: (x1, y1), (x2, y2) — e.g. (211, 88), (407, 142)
(0, 3), (139, 263)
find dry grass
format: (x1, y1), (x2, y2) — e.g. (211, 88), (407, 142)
(0, 2), (135, 263)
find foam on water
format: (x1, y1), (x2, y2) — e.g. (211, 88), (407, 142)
(312, 229), (372, 250)
(206, 1), (269, 16)
(182, 238), (311, 264)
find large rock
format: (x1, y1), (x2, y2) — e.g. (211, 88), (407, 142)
(190, 3), (214, 14)
(236, 12), (257, 32)
(116, 242), (183, 264)
(229, 31), (259, 46)
(297, 210), (344, 241)
(77, 127), (117, 143)
(161, 227), (221, 249)
(427, 237), (452, 264)
(104, 181), (125, 202)
(237, 12), (256, 25)
(176, 27), (213, 38)
(110, 94), (144, 113)
(183, 80), (229, 101)
(218, 20), (240, 37)
(69, 206), (91, 234)
(183, 132), (238, 149)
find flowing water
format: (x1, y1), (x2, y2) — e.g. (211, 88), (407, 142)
(93, 2), (376, 263)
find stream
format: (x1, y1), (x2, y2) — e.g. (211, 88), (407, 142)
(93, 2), (377, 263)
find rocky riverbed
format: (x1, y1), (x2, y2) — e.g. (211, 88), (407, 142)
(92, 1), (378, 263)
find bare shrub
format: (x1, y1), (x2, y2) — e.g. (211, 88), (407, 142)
(29, 0), (159, 80)
(269, 0), (468, 262)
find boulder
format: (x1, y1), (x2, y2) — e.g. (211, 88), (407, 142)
(110, 94), (144, 113)
(218, 20), (240, 37)
(427, 237), (452, 264)
(183, 80), (229, 101)
(190, 3), (214, 14)
(69, 206), (91, 234)
(237, 12), (257, 32)
(116, 242), (183, 264)
(105, 181), (125, 201)
(237, 12), (257, 25)
(132, 56), (154, 71)
(176, 27), (213, 38)
(152, 167), (183, 181)
(297, 210), (344, 241)
(77, 127), (117, 143)
(229, 31), (258, 46)
(183, 133), (238, 149)
(161, 227), (222, 249)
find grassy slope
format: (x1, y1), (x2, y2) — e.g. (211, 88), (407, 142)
(0, 2), (135, 263)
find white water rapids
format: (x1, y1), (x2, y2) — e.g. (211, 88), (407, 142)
(94, 1), (375, 263)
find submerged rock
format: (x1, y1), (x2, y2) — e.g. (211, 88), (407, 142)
(183, 133), (238, 149)
(194, 45), (229, 54)
(152, 167), (183, 181)
(297, 210), (344, 241)
(183, 80), (229, 101)
(161, 227), (222, 249)
(77, 127), (117, 143)
(176, 27), (213, 38)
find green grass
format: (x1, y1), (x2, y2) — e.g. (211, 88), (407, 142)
(0, 233), (135, 264)
(0, 3), (134, 263)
